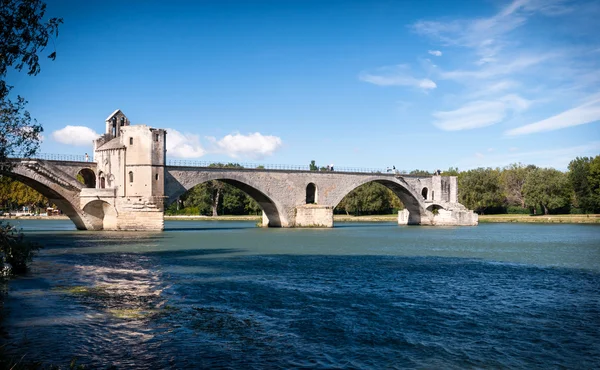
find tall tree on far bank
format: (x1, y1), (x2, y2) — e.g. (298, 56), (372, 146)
(458, 168), (504, 214)
(568, 156), (600, 213)
(0, 0), (62, 161)
(523, 168), (572, 215)
(501, 163), (536, 208)
(587, 155), (600, 213)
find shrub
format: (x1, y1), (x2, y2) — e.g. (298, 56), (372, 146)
(506, 206), (531, 214)
(0, 222), (41, 275)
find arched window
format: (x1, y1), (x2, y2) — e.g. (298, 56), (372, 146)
(306, 183), (317, 204)
(421, 187), (428, 200)
(100, 177), (106, 189)
(129, 137), (133, 145)
(120, 117), (125, 126)
(129, 171), (134, 183)
(111, 117), (117, 136)
(155, 174), (159, 180)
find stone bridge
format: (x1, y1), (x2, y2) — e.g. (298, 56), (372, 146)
(2, 158), (478, 230)
(166, 166), (477, 227)
(0, 107), (477, 230)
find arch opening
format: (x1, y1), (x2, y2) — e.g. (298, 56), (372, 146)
(165, 177), (283, 227)
(333, 179), (428, 224)
(306, 183), (317, 204)
(82, 200), (117, 230)
(77, 168), (96, 188)
(1, 170), (90, 230)
(421, 187), (428, 200)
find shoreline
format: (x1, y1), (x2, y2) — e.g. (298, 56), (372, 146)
(2, 214), (599, 224)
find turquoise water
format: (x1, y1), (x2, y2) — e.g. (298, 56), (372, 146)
(1, 220), (599, 368)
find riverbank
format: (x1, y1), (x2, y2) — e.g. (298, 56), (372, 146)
(3, 214), (599, 224)
(478, 214), (600, 224)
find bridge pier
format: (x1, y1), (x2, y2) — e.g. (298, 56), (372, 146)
(294, 205), (334, 228)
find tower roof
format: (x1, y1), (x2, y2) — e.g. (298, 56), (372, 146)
(105, 109), (124, 122)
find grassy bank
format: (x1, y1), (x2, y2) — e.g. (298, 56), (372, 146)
(478, 214), (600, 224)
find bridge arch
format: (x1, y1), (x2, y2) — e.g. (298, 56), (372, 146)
(165, 171), (286, 227)
(330, 176), (432, 225)
(82, 200), (117, 230)
(1, 163), (98, 230)
(77, 168), (96, 188)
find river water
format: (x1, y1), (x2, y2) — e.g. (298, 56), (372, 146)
(1, 220), (599, 369)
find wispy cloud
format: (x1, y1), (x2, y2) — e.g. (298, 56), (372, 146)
(505, 94), (600, 135)
(359, 64), (437, 90)
(208, 132), (283, 159)
(428, 50), (442, 56)
(52, 126), (99, 146)
(433, 94), (532, 131)
(412, 0), (572, 62)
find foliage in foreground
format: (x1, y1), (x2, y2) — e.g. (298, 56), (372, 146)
(0, 221), (40, 275)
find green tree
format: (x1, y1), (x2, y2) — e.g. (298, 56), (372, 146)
(568, 156), (598, 213)
(458, 168), (504, 214)
(409, 169), (432, 176)
(441, 167), (460, 176)
(523, 168), (572, 215)
(587, 155), (600, 212)
(309, 160), (318, 171)
(1, 0), (62, 161)
(501, 163), (536, 208)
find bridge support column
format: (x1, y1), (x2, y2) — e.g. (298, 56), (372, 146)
(398, 208), (478, 226)
(295, 205), (333, 228)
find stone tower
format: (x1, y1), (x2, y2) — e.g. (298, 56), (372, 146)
(86, 109), (166, 230)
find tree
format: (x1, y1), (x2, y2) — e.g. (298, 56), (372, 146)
(458, 168), (504, 214)
(501, 163), (536, 208)
(441, 167), (460, 176)
(409, 169), (432, 176)
(1, 0), (61, 274)
(309, 160), (318, 171)
(587, 155), (600, 213)
(568, 157), (598, 213)
(523, 168), (572, 215)
(1, 0), (63, 161)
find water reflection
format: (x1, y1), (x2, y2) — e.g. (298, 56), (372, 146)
(0, 221), (599, 368)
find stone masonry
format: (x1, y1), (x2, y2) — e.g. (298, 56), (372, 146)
(4, 110), (478, 230)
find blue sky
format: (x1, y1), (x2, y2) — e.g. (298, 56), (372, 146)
(8, 0), (600, 171)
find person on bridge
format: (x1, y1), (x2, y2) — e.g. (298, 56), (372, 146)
(85, 153), (89, 162)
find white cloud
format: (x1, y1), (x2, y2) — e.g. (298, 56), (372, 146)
(505, 94), (600, 135)
(359, 65), (437, 90)
(433, 94), (532, 131)
(52, 126), (99, 146)
(428, 50), (443, 56)
(165, 128), (206, 158)
(209, 132), (283, 159)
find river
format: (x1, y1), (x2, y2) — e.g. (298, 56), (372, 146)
(1, 220), (599, 369)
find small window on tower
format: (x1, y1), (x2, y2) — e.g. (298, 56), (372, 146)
(129, 171), (134, 183)
(155, 133), (159, 142)
(129, 137), (133, 145)
(155, 174), (159, 180)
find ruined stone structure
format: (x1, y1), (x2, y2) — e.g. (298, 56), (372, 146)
(3, 110), (478, 230)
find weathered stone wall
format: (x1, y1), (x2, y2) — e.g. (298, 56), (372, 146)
(295, 205), (334, 227)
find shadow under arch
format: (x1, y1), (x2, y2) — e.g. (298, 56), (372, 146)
(1, 171), (89, 230)
(332, 177), (430, 225)
(77, 168), (96, 188)
(165, 177), (284, 227)
(82, 200), (117, 230)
